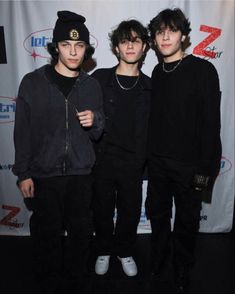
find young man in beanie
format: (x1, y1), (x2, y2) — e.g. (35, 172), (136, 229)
(12, 10), (104, 294)
(92, 20), (151, 277)
(146, 8), (221, 293)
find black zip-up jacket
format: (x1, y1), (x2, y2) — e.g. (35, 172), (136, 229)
(92, 66), (151, 168)
(12, 65), (104, 182)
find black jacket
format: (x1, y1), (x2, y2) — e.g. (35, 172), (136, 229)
(12, 65), (104, 181)
(92, 66), (151, 167)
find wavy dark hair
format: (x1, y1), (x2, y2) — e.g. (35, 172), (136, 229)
(109, 19), (150, 57)
(148, 8), (191, 41)
(47, 42), (95, 66)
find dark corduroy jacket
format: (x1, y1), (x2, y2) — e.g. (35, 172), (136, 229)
(12, 65), (104, 182)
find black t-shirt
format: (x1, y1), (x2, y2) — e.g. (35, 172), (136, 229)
(45, 65), (78, 97)
(105, 74), (139, 155)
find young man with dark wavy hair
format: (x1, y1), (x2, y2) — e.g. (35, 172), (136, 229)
(92, 19), (151, 277)
(12, 10), (104, 294)
(146, 8), (221, 293)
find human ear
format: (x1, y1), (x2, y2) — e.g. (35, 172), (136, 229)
(115, 46), (120, 54)
(142, 43), (147, 53)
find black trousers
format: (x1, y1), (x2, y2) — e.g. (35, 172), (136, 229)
(145, 157), (202, 273)
(93, 155), (143, 257)
(24, 175), (93, 285)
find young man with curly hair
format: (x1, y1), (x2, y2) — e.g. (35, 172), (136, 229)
(146, 8), (221, 293)
(92, 19), (151, 277)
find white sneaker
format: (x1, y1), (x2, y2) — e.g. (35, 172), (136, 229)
(95, 255), (110, 275)
(117, 256), (138, 276)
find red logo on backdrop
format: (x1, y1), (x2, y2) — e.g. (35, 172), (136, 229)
(0, 96), (16, 124)
(23, 28), (98, 61)
(0, 205), (24, 228)
(193, 25), (223, 60)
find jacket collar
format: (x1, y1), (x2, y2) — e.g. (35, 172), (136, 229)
(41, 64), (89, 84)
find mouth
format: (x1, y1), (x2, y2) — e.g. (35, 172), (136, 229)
(161, 44), (171, 49)
(68, 59), (79, 63)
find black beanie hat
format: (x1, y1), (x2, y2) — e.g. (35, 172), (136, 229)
(53, 11), (90, 44)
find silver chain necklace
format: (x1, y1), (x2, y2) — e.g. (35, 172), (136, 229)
(115, 73), (140, 90)
(162, 54), (184, 73)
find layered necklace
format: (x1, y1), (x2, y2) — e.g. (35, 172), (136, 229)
(115, 72), (140, 90)
(162, 53), (186, 73)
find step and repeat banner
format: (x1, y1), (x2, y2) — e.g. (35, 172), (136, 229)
(0, 0), (234, 235)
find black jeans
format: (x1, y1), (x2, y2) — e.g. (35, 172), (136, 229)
(93, 155), (143, 257)
(25, 175), (93, 285)
(145, 157), (202, 273)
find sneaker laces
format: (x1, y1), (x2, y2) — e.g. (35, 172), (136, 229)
(97, 256), (110, 262)
(120, 257), (134, 264)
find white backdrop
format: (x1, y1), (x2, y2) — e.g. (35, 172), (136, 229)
(0, 0), (234, 235)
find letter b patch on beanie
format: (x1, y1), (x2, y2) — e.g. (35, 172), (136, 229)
(53, 10), (90, 44)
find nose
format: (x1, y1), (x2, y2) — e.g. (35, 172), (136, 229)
(127, 41), (134, 48)
(70, 45), (77, 56)
(163, 31), (170, 40)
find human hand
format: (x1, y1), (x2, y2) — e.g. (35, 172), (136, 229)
(193, 174), (209, 191)
(76, 110), (94, 127)
(19, 178), (34, 198)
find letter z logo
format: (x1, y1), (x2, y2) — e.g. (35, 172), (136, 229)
(0, 205), (21, 228)
(193, 25), (221, 58)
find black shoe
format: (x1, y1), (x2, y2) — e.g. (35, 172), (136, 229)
(145, 274), (175, 294)
(38, 276), (61, 294)
(60, 274), (93, 294)
(174, 266), (190, 294)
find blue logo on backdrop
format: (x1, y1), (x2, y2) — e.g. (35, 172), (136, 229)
(23, 29), (53, 61)
(220, 156), (232, 175)
(23, 28), (98, 61)
(0, 96), (16, 124)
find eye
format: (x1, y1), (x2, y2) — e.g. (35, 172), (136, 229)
(134, 38), (142, 43)
(156, 30), (163, 35)
(120, 39), (128, 45)
(76, 43), (85, 48)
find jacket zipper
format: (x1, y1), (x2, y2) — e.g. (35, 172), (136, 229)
(63, 98), (69, 174)
(63, 79), (79, 174)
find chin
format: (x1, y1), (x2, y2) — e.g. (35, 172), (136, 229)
(162, 52), (175, 59)
(68, 64), (80, 70)
(125, 58), (140, 64)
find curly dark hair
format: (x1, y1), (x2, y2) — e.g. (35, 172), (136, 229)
(109, 19), (150, 57)
(47, 42), (95, 66)
(148, 8), (191, 41)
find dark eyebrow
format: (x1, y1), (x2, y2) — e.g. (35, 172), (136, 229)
(60, 40), (85, 45)
(121, 36), (141, 42)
